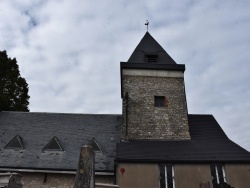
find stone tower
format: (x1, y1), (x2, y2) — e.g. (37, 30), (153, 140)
(120, 32), (190, 140)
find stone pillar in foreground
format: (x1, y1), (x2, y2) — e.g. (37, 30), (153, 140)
(74, 145), (94, 188)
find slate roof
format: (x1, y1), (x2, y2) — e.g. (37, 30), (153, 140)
(116, 115), (250, 163)
(127, 32), (177, 64)
(0, 111), (121, 172)
(1, 112), (249, 173)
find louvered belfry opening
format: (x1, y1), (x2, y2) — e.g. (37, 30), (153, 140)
(146, 54), (158, 63)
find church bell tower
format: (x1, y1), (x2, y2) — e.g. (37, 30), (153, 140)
(120, 32), (190, 140)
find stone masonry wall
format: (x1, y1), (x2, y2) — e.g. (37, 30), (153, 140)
(20, 172), (114, 188)
(122, 73), (190, 140)
(21, 173), (74, 188)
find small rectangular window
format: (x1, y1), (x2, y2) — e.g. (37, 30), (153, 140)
(210, 165), (226, 187)
(154, 96), (166, 107)
(159, 164), (175, 188)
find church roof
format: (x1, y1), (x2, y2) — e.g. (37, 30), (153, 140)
(127, 32), (177, 64)
(0, 112), (249, 172)
(117, 115), (250, 163)
(0, 111), (121, 172)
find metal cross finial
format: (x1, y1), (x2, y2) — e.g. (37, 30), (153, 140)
(145, 20), (149, 31)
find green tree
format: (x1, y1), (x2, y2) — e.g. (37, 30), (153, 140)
(0, 50), (30, 111)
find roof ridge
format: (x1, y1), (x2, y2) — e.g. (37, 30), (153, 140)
(0, 111), (122, 116)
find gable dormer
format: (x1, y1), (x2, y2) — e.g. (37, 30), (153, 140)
(43, 136), (63, 151)
(4, 134), (24, 150)
(121, 32), (190, 141)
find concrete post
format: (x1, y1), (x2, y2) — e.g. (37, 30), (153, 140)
(74, 145), (95, 188)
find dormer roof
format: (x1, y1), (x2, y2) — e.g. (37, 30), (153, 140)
(127, 32), (177, 64)
(88, 138), (102, 152)
(43, 136), (63, 151)
(4, 134), (24, 150)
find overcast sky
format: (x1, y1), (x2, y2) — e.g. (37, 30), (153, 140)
(0, 0), (249, 151)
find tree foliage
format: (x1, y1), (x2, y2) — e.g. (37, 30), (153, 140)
(0, 50), (30, 112)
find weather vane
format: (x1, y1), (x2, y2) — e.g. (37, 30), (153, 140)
(145, 20), (149, 31)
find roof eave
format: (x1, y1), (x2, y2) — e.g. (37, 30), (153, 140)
(116, 158), (250, 164)
(120, 62), (185, 71)
(0, 167), (114, 175)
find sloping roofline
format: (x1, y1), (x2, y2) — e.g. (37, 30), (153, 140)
(127, 32), (177, 64)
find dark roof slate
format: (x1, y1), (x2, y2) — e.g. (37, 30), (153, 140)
(0, 111), (121, 172)
(127, 32), (177, 64)
(116, 115), (250, 163)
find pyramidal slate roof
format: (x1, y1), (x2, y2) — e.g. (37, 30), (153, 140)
(0, 111), (121, 172)
(117, 115), (250, 163)
(127, 32), (177, 64)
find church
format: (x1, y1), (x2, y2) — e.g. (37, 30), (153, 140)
(0, 32), (250, 188)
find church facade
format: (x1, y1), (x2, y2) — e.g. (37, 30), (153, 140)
(0, 32), (250, 188)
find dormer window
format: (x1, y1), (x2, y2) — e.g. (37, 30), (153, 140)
(146, 54), (158, 63)
(88, 138), (102, 152)
(4, 134), (24, 150)
(43, 136), (63, 151)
